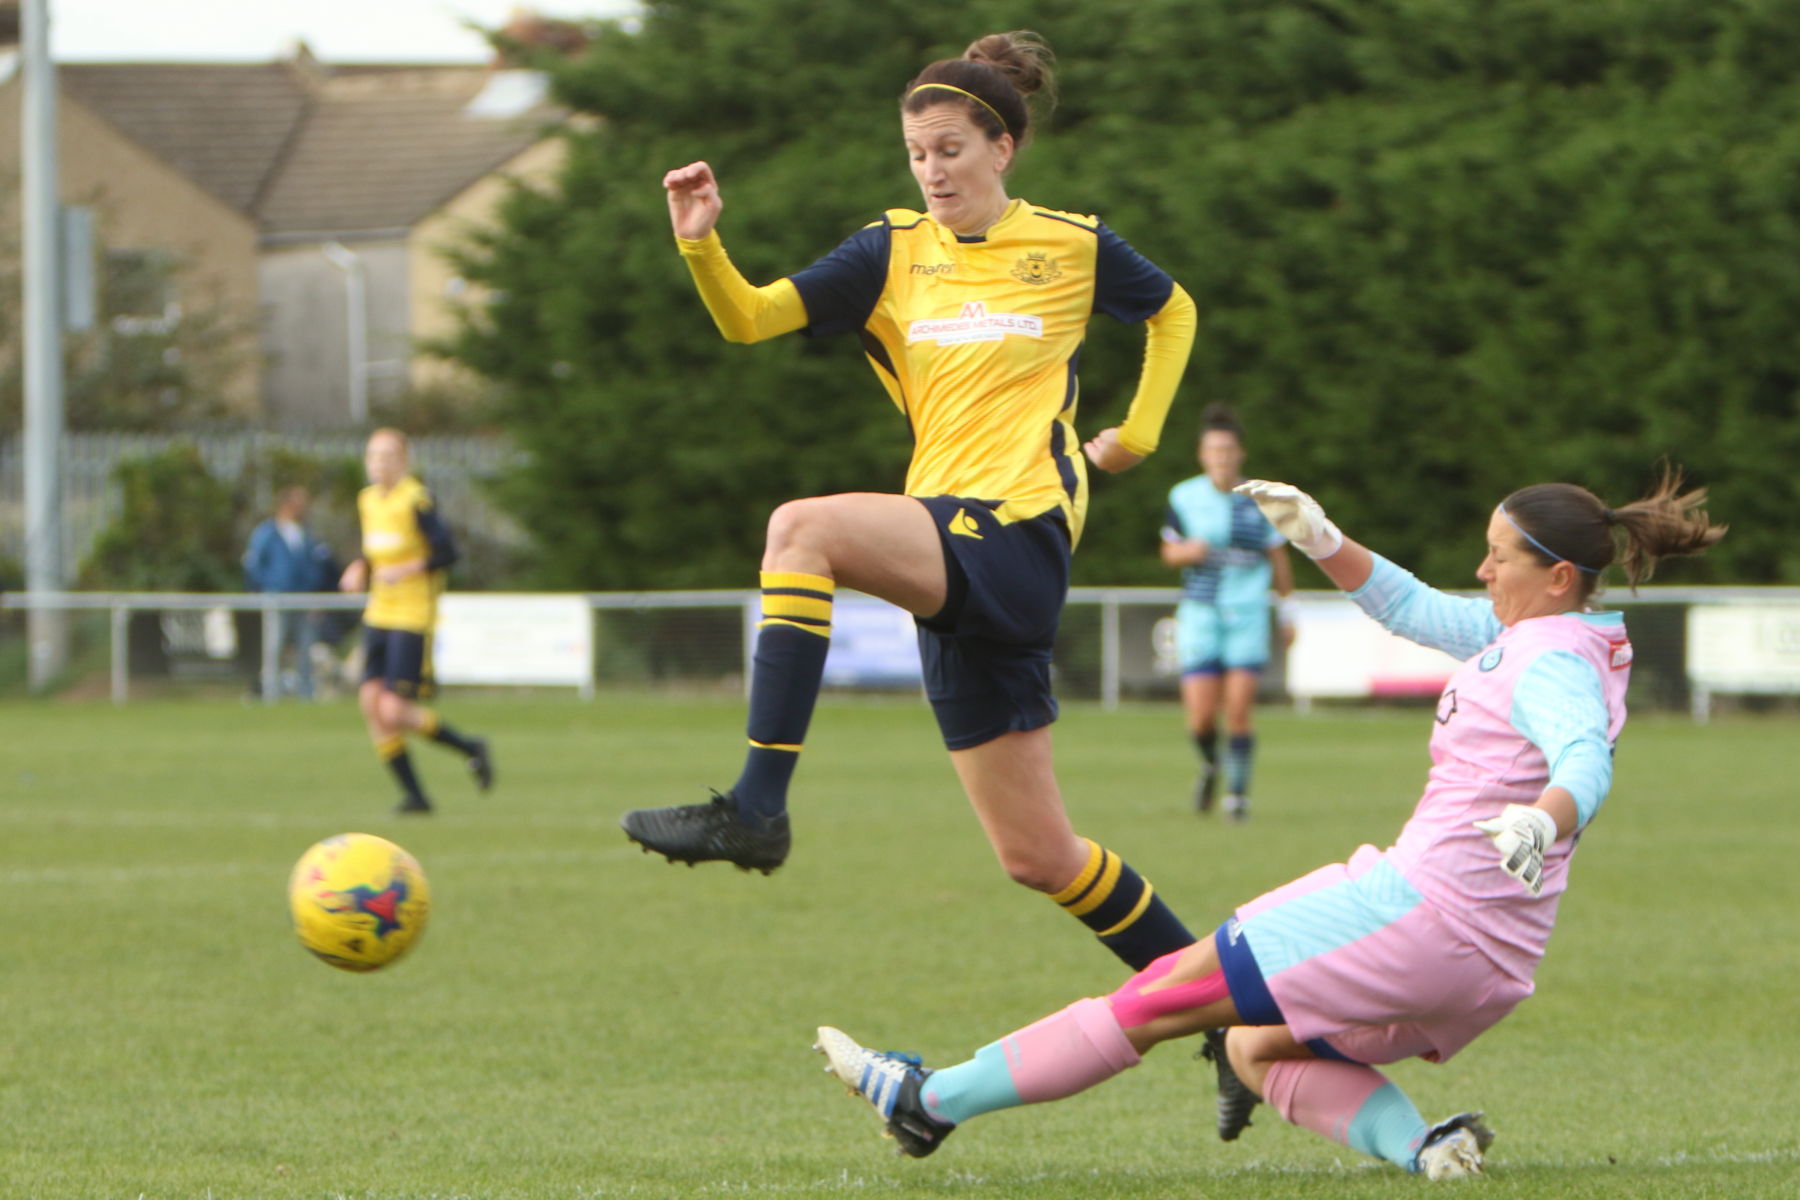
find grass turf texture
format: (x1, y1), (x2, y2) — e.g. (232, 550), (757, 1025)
(1, 693), (1795, 1199)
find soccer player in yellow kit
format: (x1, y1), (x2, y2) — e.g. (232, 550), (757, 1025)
(622, 32), (1199, 970)
(340, 428), (493, 815)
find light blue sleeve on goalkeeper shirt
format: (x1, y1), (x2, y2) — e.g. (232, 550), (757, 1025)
(1510, 650), (1614, 828)
(1346, 553), (1504, 661)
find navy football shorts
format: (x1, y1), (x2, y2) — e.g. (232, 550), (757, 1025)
(913, 495), (1072, 751)
(361, 626), (435, 701)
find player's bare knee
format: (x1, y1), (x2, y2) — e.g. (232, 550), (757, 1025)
(762, 499), (820, 557)
(357, 682), (384, 719)
(996, 847), (1070, 893)
(375, 692), (410, 729)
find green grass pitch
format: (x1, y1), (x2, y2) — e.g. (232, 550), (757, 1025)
(1, 692), (1795, 1198)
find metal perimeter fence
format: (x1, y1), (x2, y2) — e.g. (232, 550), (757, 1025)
(4, 585), (1799, 722)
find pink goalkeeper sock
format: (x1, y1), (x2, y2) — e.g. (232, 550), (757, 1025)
(1263, 1058), (1386, 1145)
(1006, 997), (1141, 1103)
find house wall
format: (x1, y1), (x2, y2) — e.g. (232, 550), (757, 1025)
(259, 237), (410, 429)
(407, 137), (565, 394)
(0, 79), (263, 416)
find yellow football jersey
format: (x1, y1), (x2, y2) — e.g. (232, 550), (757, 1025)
(788, 198), (1183, 544)
(358, 475), (451, 633)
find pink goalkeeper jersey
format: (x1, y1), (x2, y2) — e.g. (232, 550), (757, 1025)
(1352, 557), (1633, 982)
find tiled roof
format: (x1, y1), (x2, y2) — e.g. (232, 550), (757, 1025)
(257, 69), (556, 236)
(62, 62), (312, 214)
(61, 57), (557, 236)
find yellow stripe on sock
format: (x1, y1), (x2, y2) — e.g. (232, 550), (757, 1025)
(760, 571), (836, 595)
(1096, 883), (1156, 937)
(1063, 850), (1124, 917)
(416, 709), (441, 736)
(757, 617), (831, 637)
(1049, 839), (1105, 906)
(748, 739), (803, 753)
(375, 734), (406, 761)
(762, 594), (835, 623)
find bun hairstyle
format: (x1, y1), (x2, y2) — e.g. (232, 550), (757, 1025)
(902, 30), (1057, 148)
(1501, 464), (1726, 598)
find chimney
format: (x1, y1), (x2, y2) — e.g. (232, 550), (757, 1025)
(493, 7), (590, 68)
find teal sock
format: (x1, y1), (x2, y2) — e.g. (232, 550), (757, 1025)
(917, 1041), (1018, 1125)
(1347, 1081), (1431, 1170)
(1225, 733), (1254, 796)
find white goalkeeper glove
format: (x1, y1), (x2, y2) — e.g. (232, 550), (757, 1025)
(1233, 480), (1344, 560)
(1473, 805), (1559, 897)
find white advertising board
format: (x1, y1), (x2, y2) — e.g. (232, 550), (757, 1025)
(1285, 597), (1460, 700)
(1686, 605), (1800, 693)
(744, 593), (922, 688)
(434, 594), (592, 688)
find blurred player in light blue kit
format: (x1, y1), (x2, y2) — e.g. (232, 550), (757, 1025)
(1160, 405), (1293, 819)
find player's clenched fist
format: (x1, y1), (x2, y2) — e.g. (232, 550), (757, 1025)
(664, 160), (722, 240)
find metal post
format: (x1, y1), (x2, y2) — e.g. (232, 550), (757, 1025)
(580, 607), (596, 700)
(743, 593), (756, 700)
(22, 0), (67, 691)
(261, 599), (280, 704)
(110, 603), (127, 704)
(321, 242), (369, 424)
(1100, 590), (1120, 712)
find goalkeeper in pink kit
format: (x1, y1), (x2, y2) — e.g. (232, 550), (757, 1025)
(815, 470), (1723, 1179)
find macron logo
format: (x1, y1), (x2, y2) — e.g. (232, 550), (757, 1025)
(908, 300), (1043, 346)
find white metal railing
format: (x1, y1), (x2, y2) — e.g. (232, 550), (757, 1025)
(6, 585), (1799, 712)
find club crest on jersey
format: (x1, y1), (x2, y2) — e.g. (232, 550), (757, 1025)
(1479, 648), (1504, 672)
(1011, 251), (1062, 285)
(907, 300), (1044, 346)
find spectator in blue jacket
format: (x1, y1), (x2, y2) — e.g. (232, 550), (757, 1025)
(243, 486), (336, 700)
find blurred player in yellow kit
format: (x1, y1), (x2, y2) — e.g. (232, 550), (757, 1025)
(339, 428), (493, 815)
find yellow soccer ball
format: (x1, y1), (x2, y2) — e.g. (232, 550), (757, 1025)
(288, 833), (431, 972)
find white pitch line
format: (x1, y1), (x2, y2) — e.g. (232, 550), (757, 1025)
(0, 844), (645, 886)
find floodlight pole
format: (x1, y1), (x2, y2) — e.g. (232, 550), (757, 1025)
(21, 0), (68, 692)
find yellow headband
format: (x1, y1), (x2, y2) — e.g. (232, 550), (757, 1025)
(907, 82), (1009, 134)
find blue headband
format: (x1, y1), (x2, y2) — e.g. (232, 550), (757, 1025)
(1499, 504), (1602, 575)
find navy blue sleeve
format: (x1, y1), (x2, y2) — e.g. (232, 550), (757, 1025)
(1093, 223), (1176, 323)
(415, 501), (459, 571)
(787, 221), (891, 338)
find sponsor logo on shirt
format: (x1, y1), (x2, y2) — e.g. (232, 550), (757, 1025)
(909, 263), (955, 275)
(1011, 251), (1062, 285)
(1436, 688), (1459, 725)
(907, 300), (1043, 346)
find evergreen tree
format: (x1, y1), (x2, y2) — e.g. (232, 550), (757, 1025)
(449, 0), (1800, 588)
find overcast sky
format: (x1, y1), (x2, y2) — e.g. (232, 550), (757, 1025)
(48, 0), (638, 63)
